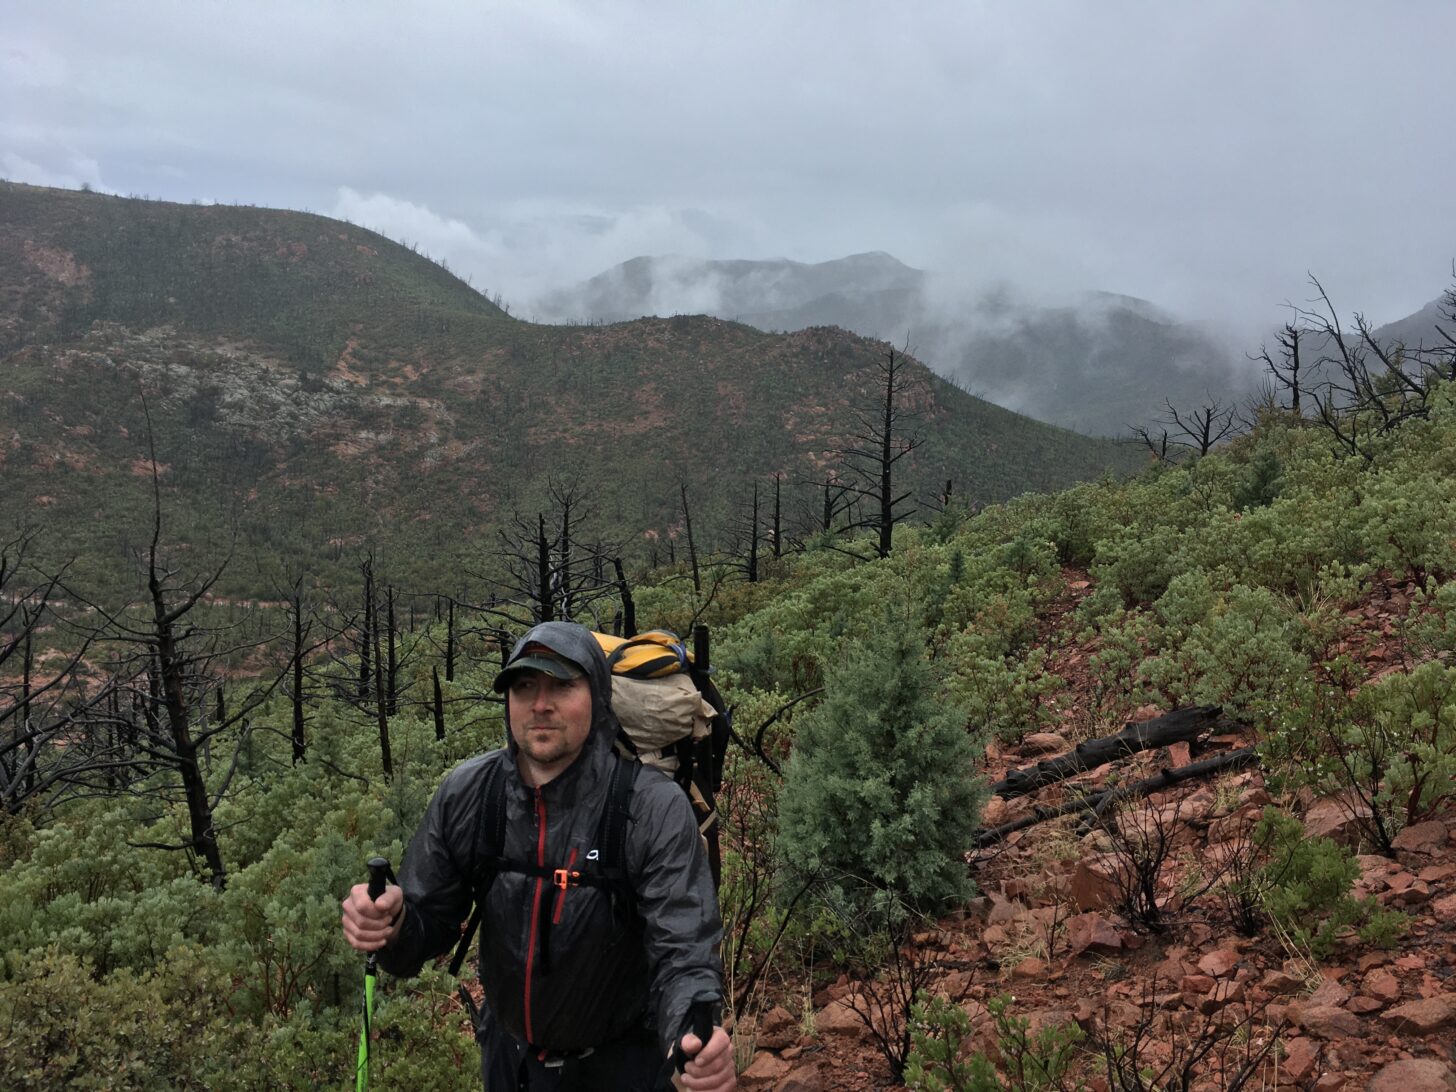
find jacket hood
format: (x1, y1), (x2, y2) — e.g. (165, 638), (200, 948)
(500, 621), (620, 764)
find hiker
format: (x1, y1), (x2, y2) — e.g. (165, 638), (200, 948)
(341, 621), (734, 1091)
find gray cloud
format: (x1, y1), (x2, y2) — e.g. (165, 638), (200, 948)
(5, 1), (1455, 340)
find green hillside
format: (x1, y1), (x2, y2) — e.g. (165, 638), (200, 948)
(4, 362), (1455, 1086)
(0, 183), (1140, 597)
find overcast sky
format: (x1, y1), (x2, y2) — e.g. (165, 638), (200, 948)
(5, 1), (1454, 341)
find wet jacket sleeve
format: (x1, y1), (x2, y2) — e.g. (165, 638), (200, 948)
(628, 775), (725, 1054)
(375, 758), (483, 978)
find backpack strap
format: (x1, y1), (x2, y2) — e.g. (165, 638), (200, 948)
(448, 758), (509, 976)
(448, 752), (640, 979)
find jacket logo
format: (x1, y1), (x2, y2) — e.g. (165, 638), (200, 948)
(586, 849), (600, 861)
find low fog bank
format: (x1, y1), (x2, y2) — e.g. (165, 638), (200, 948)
(531, 254), (1266, 437)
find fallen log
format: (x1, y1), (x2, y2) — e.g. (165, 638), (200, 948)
(989, 705), (1237, 799)
(972, 746), (1259, 848)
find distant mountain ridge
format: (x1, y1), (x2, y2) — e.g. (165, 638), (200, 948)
(0, 184), (1140, 596)
(536, 253), (1259, 437)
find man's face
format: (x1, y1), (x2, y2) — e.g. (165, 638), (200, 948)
(507, 669), (593, 782)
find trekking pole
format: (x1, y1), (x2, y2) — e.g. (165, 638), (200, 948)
(355, 856), (393, 1092)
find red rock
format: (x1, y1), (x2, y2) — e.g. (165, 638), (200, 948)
(1181, 973), (1217, 992)
(1305, 794), (1372, 845)
(1069, 856), (1124, 912)
(1261, 969), (1305, 994)
(740, 1052), (792, 1086)
(1197, 947), (1241, 977)
(755, 1005), (798, 1050)
(1197, 980), (1244, 1015)
(1022, 731), (1069, 755)
(1279, 1036), (1320, 1083)
(1347, 995), (1384, 1014)
(1363, 969), (1402, 1003)
(1366, 1058), (1456, 1092)
(1433, 893), (1456, 917)
(1065, 912), (1124, 957)
(1011, 957), (1049, 980)
(815, 1000), (868, 1040)
(981, 796), (1009, 826)
(1417, 864), (1456, 882)
(1392, 821), (1448, 853)
(986, 892), (1028, 925)
(1307, 979), (1351, 1008)
(1381, 995), (1456, 1033)
(1289, 1002), (1361, 1038)
(1313, 1074), (1345, 1091)
(1384, 879), (1432, 906)
(778, 1062), (827, 1092)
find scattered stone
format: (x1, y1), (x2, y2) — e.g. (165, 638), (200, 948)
(987, 892), (1028, 925)
(1381, 995), (1456, 1033)
(1433, 893), (1456, 917)
(1392, 821), (1448, 853)
(1306, 979), (1351, 1008)
(1417, 864), (1456, 883)
(1366, 1058), (1456, 1092)
(1197, 948), (1241, 978)
(1384, 879), (1432, 907)
(1022, 732), (1069, 755)
(1289, 1002), (1361, 1038)
(1065, 912), (1124, 957)
(815, 1000), (868, 1040)
(778, 1062), (827, 1092)
(1261, 969), (1305, 994)
(1012, 957), (1049, 980)
(740, 1052), (792, 1086)
(1279, 1036), (1320, 1083)
(1362, 968), (1402, 1004)
(754, 1005), (798, 1051)
(1348, 995), (1384, 1014)
(1197, 980), (1244, 1015)
(1070, 857), (1124, 912)
(1305, 794), (1372, 845)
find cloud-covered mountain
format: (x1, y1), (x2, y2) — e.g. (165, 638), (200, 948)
(535, 253), (1258, 437)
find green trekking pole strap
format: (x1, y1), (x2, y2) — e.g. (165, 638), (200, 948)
(356, 856), (393, 1092)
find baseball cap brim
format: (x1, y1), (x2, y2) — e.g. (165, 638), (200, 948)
(492, 650), (585, 693)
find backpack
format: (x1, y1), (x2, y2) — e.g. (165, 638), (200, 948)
(447, 627), (730, 979)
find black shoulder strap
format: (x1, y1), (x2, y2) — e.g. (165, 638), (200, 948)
(596, 751), (638, 876)
(448, 758), (509, 976)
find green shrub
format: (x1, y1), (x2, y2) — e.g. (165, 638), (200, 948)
(1254, 809), (1407, 958)
(777, 607), (984, 919)
(906, 993), (1084, 1092)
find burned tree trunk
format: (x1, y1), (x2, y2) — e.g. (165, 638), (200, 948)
(990, 706), (1232, 798)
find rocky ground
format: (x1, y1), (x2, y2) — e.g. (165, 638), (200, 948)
(734, 572), (1456, 1091)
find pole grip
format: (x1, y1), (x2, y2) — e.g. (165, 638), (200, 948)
(366, 856), (391, 901)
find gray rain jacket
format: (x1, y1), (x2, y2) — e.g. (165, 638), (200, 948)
(377, 622), (723, 1056)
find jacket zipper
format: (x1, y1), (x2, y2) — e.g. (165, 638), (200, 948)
(552, 847), (579, 924)
(522, 787), (548, 1044)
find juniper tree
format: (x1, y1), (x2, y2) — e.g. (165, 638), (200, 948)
(777, 607), (984, 919)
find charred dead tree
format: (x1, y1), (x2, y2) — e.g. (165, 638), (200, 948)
(1300, 275), (1456, 462)
(973, 747), (1258, 849)
(496, 478), (622, 624)
(0, 536), (131, 814)
(771, 474), (783, 559)
(358, 554), (374, 701)
(726, 481), (763, 583)
(76, 430), (286, 889)
(680, 481), (702, 596)
(1253, 323), (1307, 416)
(834, 346), (925, 558)
(989, 706), (1234, 798)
